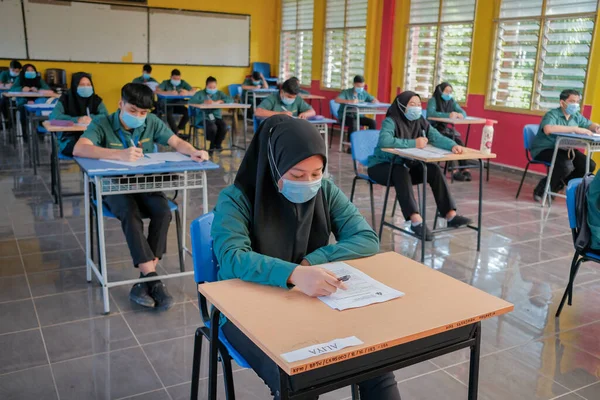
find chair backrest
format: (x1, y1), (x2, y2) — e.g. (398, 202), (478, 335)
(350, 129), (380, 167)
(228, 84), (242, 98)
(190, 212), (219, 284)
(567, 178), (582, 230)
(523, 124), (540, 151)
(252, 62), (271, 78)
(329, 99), (340, 121)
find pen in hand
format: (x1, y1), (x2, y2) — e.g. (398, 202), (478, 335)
(338, 275), (350, 282)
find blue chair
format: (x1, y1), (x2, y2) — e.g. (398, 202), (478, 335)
(516, 124), (550, 199)
(227, 84), (242, 99)
(329, 99), (348, 149)
(252, 62), (278, 87)
(556, 177), (600, 317)
(349, 130), (380, 228)
(189, 213), (250, 400)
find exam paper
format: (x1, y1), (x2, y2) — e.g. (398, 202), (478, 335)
(145, 152), (190, 162)
(393, 145), (452, 159)
(99, 158), (165, 167)
(281, 336), (364, 363)
(318, 262), (404, 311)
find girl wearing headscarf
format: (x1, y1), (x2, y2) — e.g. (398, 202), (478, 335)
(426, 82), (471, 181)
(212, 115), (401, 400)
(49, 72), (108, 156)
(367, 91), (472, 241)
(9, 64), (54, 132)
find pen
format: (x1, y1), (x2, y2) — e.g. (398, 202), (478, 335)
(86, 107), (90, 118)
(130, 139), (148, 158)
(282, 106), (288, 112)
(338, 275), (350, 282)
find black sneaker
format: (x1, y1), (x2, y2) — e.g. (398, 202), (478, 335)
(129, 283), (155, 308)
(453, 172), (467, 181)
(447, 215), (472, 228)
(412, 223), (433, 241)
(463, 171), (472, 181)
(149, 282), (174, 311)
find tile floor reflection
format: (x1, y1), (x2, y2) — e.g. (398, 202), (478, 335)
(0, 128), (599, 400)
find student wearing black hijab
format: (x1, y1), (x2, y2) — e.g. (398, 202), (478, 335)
(426, 82), (471, 181)
(9, 63), (54, 134)
(49, 72), (109, 156)
(367, 91), (472, 241)
(212, 116), (401, 400)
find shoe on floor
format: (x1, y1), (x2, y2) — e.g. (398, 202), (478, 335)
(447, 215), (472, 228)
(149, 282), (174, 311)
(129, 283), (155, 308)
(463, 171), (472, 181)
(411, 223), (433, 241)
(453, 171), (467, 181)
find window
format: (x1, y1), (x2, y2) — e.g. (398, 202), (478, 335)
(490, 0), (597, 110)
(279, 0), (314, 85)
(404, 0), (476, 102)
(322, 0), (369, 89)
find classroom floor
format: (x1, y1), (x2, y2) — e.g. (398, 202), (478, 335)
(1, 127), (600, 400)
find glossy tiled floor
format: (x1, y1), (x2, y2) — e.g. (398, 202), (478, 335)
(1, 126), (600, 400)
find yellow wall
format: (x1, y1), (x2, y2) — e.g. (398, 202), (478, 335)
(1, 0), (278, 112)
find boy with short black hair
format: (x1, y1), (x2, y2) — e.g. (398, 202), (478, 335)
(189, 76), (233, 151)
(156, 69), (195, 134)
(335, 75), (378, 130)
(132, 64), (158, 85)
(0, 60), (21, 86)
(255, 77), (315, 119)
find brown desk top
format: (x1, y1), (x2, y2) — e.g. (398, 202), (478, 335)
(382, 147), (497, 163)
(198, 252), (513, 375)
(301, 94), (326, 100)
(3, 91), (59, 98)
(188, 103), (251, 109)
(427, 116), (498, 125)
(42, 121), (88, 132)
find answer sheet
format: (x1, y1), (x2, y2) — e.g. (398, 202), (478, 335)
(318, 262), (404, 311)
(145, 152), (190, 162)
(98, 158), (165, 167)
(392, 145), (452, 159)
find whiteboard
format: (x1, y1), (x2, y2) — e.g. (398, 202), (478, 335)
(149, 9), (250, 66)
(0, 0), (27, 59)
(24, 0), (148, 63)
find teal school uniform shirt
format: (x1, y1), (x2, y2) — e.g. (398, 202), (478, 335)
(337, 88), (375, 119)
(426, 97), (466, 119)
(257, 93), (312, 116)
(81, 111), (173, 153)
(49, 101), (109, 154)
(0, 70), (18, 85)
(188, 89), (233, 120)
(530, 107), (593, 159)
(588, 173), (600, 250)
(158, 79), (193, 93)
(242, 77), (262, 103)
(132, 76), (158, 84)
(367, 117), (457, 168)
(9, 76), (51, 107)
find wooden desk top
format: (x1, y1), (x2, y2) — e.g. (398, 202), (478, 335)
(382, 147), (497, 163)
(42, 121), (88, 132)
(428, 116), (498, 125)
(198, 252), (513, 375)
(3, 91), (59, 98)
(188, 103), (251, 109)
(301, 94), (326, 100)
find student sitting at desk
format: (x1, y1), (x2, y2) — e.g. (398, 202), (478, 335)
(188, 76), (232, 152)
(289, 76), (310, 95)
(367, 91), (472, 241)
(49, 72), (108, 157)
(156, 69), (195, 134)
(212, 116), (401, 400)
(242, 71), (268, 118)
(73, 83), (209, 310)
(132, 64), (158, 85)
(335, 75), (378, 130)
(427, 82), (471, 182)
(531, 89), (600, 201)
(255, 78), (315, 119)
(0, 60), (21, 126)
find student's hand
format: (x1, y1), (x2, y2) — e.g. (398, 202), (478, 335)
(299, 112), (311, 119)
(259, 72), (265, 79)
(281, 111), (293, 117)
(191, 150), (209, 162)
(415, 137), (428, 148)
(452, 145), (464, 154)
(449, 112), (462, 119)
(204, 99), (214, 105)
(288, 265), (348, 297)
(576, 127), (594, 136)
(22, 87), (31, 92)
(216, 100), (224, 104)
(120, 147), (144, 162)
(78, 116), (92, 124)
(30, 87), (39, 93)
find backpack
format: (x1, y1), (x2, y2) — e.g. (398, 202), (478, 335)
(574, 173), (595, 253)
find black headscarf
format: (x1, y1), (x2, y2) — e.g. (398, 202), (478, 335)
(387, 91), (430, 140)
(59, 72), (103, 117)
(234, 115), (330, 264)
(18, 64), (42, 88)
(433, 82), (454, 113)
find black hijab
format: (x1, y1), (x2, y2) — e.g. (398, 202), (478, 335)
(387, 91), (430, 140)
(59, 72), (103, 117)
(433, 82), (454, 113)
(18, 64), (42, 88)
(234, 115), (330, 264)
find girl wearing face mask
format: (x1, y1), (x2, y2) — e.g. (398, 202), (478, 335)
(212, 116), (401, 400)
(9, 63), (55, 135)
(49, 72), (108, 156)
(367, 91), (472, 241)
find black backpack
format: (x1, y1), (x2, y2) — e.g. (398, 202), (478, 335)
(574, 173), (595, 253)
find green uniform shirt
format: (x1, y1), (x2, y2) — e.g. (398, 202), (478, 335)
(81, 111), (173, 153)
(588, 174), (600, 250)
(158, 79), (193, 93)
(0, 71), (18, 85)
(367, 117), (457, 168)
(188, 89), (233, 120)
(132, 75), (158, 84)
(9, 76), (52, 107)
(242, 77), (263, 103)
(426, 97), (467, 119)
(258, 93), (312, 116)
(337, 88), (375, 119)
(531, 108), (593, 159)
(49, 101), (109, 154)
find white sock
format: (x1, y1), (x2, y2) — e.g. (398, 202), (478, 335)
(411, 221), (422, 227)
(447, 215), (455, 222)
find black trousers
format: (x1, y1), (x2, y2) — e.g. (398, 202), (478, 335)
(534, 149), (596, 193)
(205, 118), (227, 149)
(104, 192), (171, 266)
(222, 322), (401, 400)
(368, 162), (456, 221)
(166, 104), (189, 133)
(345, 115), (376, 131)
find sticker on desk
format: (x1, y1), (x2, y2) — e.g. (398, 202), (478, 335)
(281, 336), (364, 363)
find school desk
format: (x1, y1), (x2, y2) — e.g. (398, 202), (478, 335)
(156, 93), (192, 127)
(188, 103), (251, 150)
(300, 94), (326, 115)
(2, 91), (59, 145)
(540, 132), (600, 207)
(380, 147), (496, 263)
(340, 103), (391, 152)
(199, 251), (513, 400)
(24, 103), (56, 175)
(75, 156), (219, 314)
(243, 88), (278, 124)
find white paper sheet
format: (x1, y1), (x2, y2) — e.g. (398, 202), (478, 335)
(318, 262), (404, 311)
(98, 158), (165, 167)
(281, 336), (364, 363)
(393, 145), (452, 159)
(145, 152), (190, 162)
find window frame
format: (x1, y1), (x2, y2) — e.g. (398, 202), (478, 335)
(485, 0), (598, 114)
(403, 0), (478, 104)
(279, 0), (315, 86)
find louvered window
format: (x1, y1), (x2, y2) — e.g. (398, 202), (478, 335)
(279, 0), (314, 85)
(490, 0), (597, 110)
(404, 0), (476, 102)
(322, 0), (369, 89)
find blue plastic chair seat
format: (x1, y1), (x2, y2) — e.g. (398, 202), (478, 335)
(357, 172), (375, 183)
(204, 321), (251, 369)
(57, 153), (73, 161)
(584, 251), (600, 262)
(92, 199), (178, 219)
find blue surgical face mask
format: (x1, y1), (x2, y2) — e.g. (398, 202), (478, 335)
(143, 73), (151, 80)
(280, 178), (323, 203)
(9, 70), (19, 77)
(252, 80), (261, 86)
(24, 71), (37, 79)
(171, 79), (181, 87)
(281, 95), (295, 105)
(77, 86), (94, 98)
(355, 86), (364, 93)
(565, 102), (580, 116)
(206, 88), (217, 95)
(398, 100), (422, 121)
(120, 109), (146, 129)
(441, 93), (453, 101)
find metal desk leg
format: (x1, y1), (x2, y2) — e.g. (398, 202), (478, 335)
(27, 112), (35, 173)
(323, 125), (329, 177)
(477, 160), (483, 252)
(378, 161), (395, 238)
(182, 172), (189, 260)
(84, 173), (92, 283)
(585, 143), (591, 173)
(420, 161), (427, 264)
(202, 171), (209, 214)
(464, 125), (471, 147)
(208, 308), (221, 400)
(339, 107), (348, 152)
(468, 322), (482, 400)
(243, 107), (248, 149)
(541, 139), (561, 207)
(94, 177), (110, 314)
